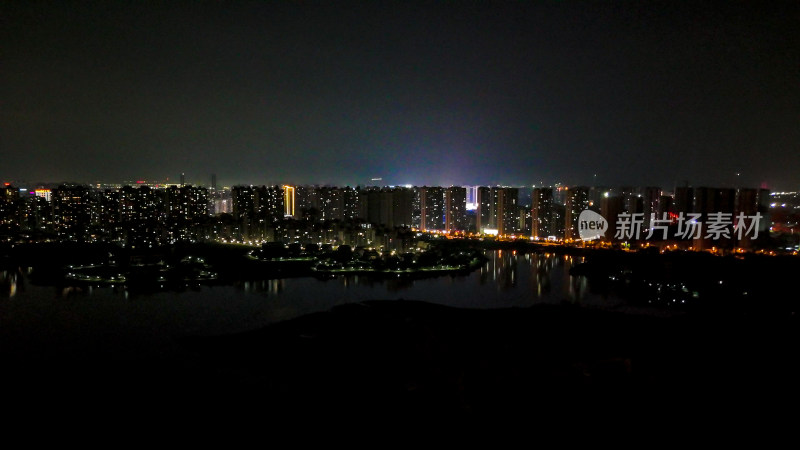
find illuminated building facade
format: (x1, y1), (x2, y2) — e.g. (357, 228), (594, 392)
(342, 186), (361, 220)
(465, 186), (478, 211)
(565, 186), (589, 240)
(419, 186), (444, 231)
(34, 189), (52, 202)
(52, 185), (92, 241)
(476, 187), (492, 233)
(284, 186), (295, 218)
(0, 181), (780, 252)
(531, 187), (555, 239)
(492, 187), (519, 235)
(317, 186), (345, 221)
(445, 186), (467, 232)
(0, 185), (20, 233)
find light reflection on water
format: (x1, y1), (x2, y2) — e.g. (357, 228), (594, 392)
(0, 251), (622, 359)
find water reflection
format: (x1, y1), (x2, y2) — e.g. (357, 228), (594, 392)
(222, 252), (602, 305)
(1, 269), (21, 298)
(2, 251), (626, 342)
(478, 249), (519, 290)
(237, 279), (285, 295)
(282, 251), (604, 306)
(4, 251), (614, 308)
(530, 253), (556, 297)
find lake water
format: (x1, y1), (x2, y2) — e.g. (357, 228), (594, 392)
(0, 251), (633, 361)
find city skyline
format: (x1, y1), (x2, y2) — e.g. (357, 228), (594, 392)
(3, 1), (799, 190)
(2, 174), (779, 193)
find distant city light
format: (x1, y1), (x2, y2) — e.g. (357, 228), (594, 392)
(34, 189), (52, 201)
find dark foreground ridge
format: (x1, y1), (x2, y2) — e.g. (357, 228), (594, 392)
(5, 299), (796, 417)
(188, 301), (799, 415)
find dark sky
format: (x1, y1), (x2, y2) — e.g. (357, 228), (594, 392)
(2, 1), (799, 190)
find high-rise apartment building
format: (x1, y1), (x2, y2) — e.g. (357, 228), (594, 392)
(492, 187), (519, 235)
(565, 186), (589, 240)
(445, 186), (467, 232)
(419, 186), (444, 231)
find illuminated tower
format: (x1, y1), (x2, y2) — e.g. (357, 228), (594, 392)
(465, 186), (478, 210)
(284, 186), (295, 218)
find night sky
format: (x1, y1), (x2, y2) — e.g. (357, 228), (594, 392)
(3, 1), (798, 190)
